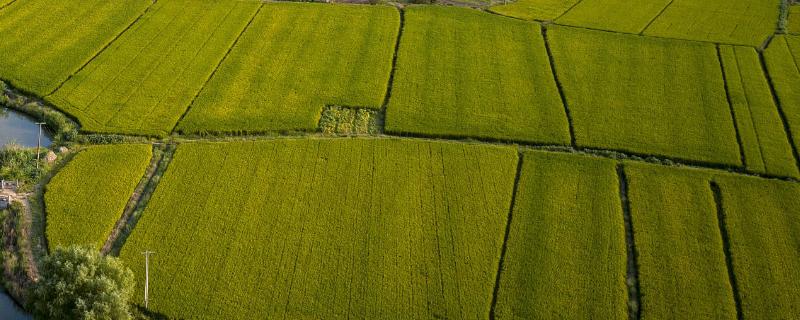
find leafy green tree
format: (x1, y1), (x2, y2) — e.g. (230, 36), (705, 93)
(29, 245), (135, 320)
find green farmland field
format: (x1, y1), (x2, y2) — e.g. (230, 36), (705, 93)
(0, 0), (151, 96)
(719, 45), (798, 178)
(44, 144), (151, 250)
(177, 3), (398, 134)
(765, 35), (800, 157)
(642, 0), (779, 46)
(548, 26), (740, 165)
(48, 0), (261, 137)
(715, 175), (800, 319)
(624, 163), (737, 319)
(386, 6), (570, 144)
(556, 0), (671, 34)
(494, 151), (626, 319)
(789, 6), (800, 34)
(120, 139), (518, 319)
(11, 1), (800, 318)
(488, 0), (579, 21)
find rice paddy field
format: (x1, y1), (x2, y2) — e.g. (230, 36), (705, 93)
(385, 6), (569, 143)
(44, 144), (151, 250)
(0, 0), (151, 96)
(47, 0), (261, 137)
(1, 0), (797, 318)
(176, 3), (398, 134)
(548, 26), (740, 164)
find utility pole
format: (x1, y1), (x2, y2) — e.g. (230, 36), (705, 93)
(142, 251), (155, 308)
(35, 122), (45, 169)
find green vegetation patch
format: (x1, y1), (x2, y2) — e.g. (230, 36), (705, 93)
(765, 35), (800, 160)
(120, 139), (518, 319)
(719, 45), (798, 178)
(642, 0), (778, 46)
(556, 0), (672, 33)
(318, 106), (382, 135)
(549, 26), (740, 165)
(177, 3), (398, 134)
(48, 0), (261, 137)
(45, 144), (152, 250)
(0, 0), (151, 96)
(488, 0), (579, 21)
(715, 175), (800, 319)
(494, 151), (626, 319)
(624, 163), (737, 319)
(386, 6), (569, 144)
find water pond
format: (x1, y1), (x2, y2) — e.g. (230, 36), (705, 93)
(0, 290), (31, 320)
(0, 109), (52, 148)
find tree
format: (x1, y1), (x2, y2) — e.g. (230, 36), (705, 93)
(29, 245), (135, 320)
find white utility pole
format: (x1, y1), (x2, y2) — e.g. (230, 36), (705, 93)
(35, 122), (45, 169)
(142, 251), (155, 308)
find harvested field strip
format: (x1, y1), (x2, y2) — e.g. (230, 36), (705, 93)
(386, 6), (570, 144)
(120, 139), (518, 319)
(488, 0), (580, 21)
(48, 0), (261, 137)
(177, 3), (398, 134)
(493, 151), (626, 319)
(719, 45), (799, 178)
(642, 0), (779, 46)
(714, 175), (800, 319)
(548, 26), (740, 166)
(556, 0), (672, 34)
(624, 163), (737, 319)
(44, 144), (152, 250)
(0, 0), (151, 96)
(764, 35), (800, 164)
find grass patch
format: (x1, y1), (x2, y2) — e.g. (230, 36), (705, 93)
(624, 163), (737, 319)
(642, 0), (779, 46)
(556, 0), (672, 33)
(0, 0), (151, 96)
(494, 151), (626, 319)
(48, 0), (261, 137)
(44, 144), (151, 250)
(318, 106), (382, 135)
(715, 175), (800, 319)
(177, 3), (398, 135)
(386, 6), (569, 144)
(719, 45), (798, 177)
(119, 139), (517, 319)
(548, 26), (740, 165)
(488, 0), (579, 21)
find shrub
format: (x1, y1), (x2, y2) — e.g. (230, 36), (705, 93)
(29, 245), (135, 320)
